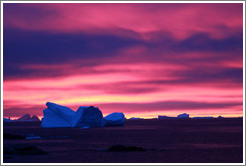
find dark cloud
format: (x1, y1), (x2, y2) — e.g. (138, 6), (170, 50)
(175, 68), (243, 84)
(4, 28), (243, 80)
(3, 28), (142, 79)
(173, 32), (243, 53)
(3, 28), (142, 64)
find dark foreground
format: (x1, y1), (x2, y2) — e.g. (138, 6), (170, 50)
(3, 118), (243, 163)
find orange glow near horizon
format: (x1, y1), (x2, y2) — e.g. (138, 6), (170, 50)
(3, 61), (243, 118)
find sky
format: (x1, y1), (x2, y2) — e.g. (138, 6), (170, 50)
(3, 3), (244, 119)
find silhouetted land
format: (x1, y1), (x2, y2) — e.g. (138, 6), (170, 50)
(3, 118), (243, 163)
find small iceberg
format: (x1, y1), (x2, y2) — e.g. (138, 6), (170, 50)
(103, 112), (125, 126)
(177, 113), (189, 119)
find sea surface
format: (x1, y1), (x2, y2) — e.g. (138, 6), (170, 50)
(3, 118), (243, 163)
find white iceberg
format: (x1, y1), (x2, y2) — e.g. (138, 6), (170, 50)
(41, 102), (103, 128)
(103, 112), (125, 126)
(46, 102), (75, 124)
(177, 113), (189, 119)
(41, 108), (73, 127)
(41, 102), (75, 128)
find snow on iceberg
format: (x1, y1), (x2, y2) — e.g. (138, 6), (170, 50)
(103, 112), (125, 126)
(177, 113), (189, 119)
(41, 102), (104, 128)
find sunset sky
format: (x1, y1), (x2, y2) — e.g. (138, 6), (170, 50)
(3, 3), (244, 119)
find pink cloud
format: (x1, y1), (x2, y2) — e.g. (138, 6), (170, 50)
(3, 73), (242, 113)
(4, 3), (243, 40)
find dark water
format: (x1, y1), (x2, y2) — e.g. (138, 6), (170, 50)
(3, 118), (243, 163)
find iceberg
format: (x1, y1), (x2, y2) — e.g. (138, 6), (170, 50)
(158, 115), (176, 119)
(46, 102), (75, 124)
(103, 112), (125, 126)
(30, 115), (41, 122)
(73, 106), (103, 127)
(41, 108), (74, 127)
(16, 114), (31, 121)
(41, 102), (125, 128)
(177, 113), (189, 119)
(41, 102), (76, 128)
(15, 114), (41, 122)
(193, 116), (214, 119)
(14, 114), (41, 122)
(41, 102), (104, 128)
(129, 117), (142, 120)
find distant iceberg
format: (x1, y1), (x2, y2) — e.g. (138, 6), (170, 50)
(30, 115), (41, 122)
(193, 116), (214, 119)
(158, 115), (176, 119)
(15, 114), (40, 122)
(41, 102), (124, 128)
(177, 113), (189, 119)
(129, 117), (142, 120)
(16, 114), (31, 121)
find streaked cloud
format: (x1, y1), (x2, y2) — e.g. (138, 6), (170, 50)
(3, 3), (243, 118)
